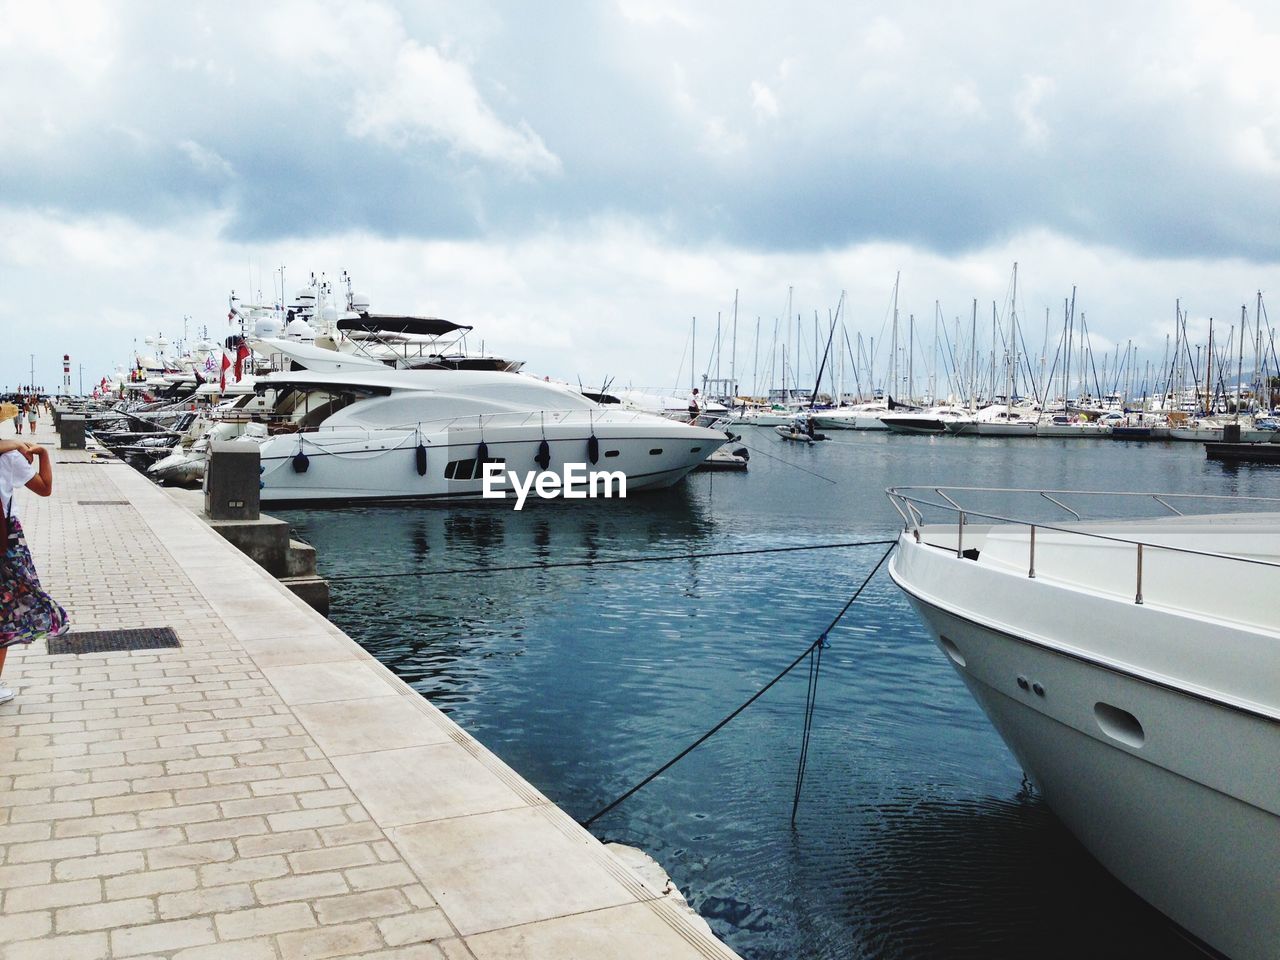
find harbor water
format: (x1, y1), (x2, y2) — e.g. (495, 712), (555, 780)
(279, 433), (1280, 959)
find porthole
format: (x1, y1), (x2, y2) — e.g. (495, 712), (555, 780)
(605, 450), (620, 458)
(649, 448), (663, 455)
(690, 446), (702, 453)
(939, 636), (966, 667)
(1094, 702), (1145, 748)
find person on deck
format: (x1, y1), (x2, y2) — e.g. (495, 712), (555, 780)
(0, 423), (69, 705)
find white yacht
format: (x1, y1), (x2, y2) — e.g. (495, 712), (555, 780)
(953, 403), (1039, 437)
(887, 486), (1280, 960)
(1034, 414), (1112, 438)
(811, 402), (890, 431)
(879, 406), (972, 435)
(249, 369), (727, 505)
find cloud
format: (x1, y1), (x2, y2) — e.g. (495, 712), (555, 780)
(3, 205), (1276, 397)
(750, 81), (779, 121)
(1014, 74), (1055, 149)
(348, 41), (562, 176)
(179, 140), (234, 179)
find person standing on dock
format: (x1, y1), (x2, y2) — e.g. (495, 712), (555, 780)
(0, 426), (68, 705)
(13, 401), (23, 435)
(26, 403), (37, 435)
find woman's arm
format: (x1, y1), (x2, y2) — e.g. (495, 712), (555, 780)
(24, 445), (53, 497)
(0, 439), (31, 455)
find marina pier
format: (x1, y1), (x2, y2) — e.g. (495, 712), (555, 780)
(0, 413), (738, 960)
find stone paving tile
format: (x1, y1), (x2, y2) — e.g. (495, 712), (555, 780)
(0, 415), (738, 960)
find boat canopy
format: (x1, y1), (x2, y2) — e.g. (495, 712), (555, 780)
(336, 314), (471, 337)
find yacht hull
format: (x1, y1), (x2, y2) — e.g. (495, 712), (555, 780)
(891, 559), (1280, 960)
(956, 422), (1038, 437)
(257, 424), (723, 506)
(811, 412), (889, 430)
(879, 417), (948, 434)
(1034, 423), (1110, 438)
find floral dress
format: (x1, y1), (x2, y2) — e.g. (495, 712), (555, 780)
(1, 451), (68, 646)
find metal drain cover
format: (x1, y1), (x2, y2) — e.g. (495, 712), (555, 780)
(47, 627), (180, 655)
(76, 500), (129, 506)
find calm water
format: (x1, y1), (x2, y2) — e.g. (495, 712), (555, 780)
(279, 433), (1280, 959)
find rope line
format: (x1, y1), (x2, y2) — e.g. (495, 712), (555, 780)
(733, 438), (840, 484)
(791, 632), (824, 824)
(579, 541), (896, 829)
(326, 538), (897, 582)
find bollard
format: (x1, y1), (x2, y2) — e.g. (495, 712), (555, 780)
(59, 415), (86, 450)
(204, 441), (261, 521)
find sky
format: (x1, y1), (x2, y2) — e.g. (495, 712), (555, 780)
(4, 0), (1280, 396)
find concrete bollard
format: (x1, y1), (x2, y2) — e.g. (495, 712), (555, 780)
(204, 441), (261, 520)
(59, 415), (86, 450)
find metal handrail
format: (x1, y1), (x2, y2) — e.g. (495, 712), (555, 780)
(886, 486), (1280, 605)
(205, 406), (661, 435)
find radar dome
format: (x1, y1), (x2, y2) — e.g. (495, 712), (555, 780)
(254, 315), (284, 338)
(283, 318), (316, 342)
(351, 293), (371, 313)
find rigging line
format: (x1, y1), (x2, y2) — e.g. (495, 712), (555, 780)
(791, 635), (823, 824)
(732, 438), (839, 484)
(580, 541), (895, 830)
(326, 538), (897, 582)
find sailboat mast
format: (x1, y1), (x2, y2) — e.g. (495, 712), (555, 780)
(891, 272), (899, 402)
(1236, 303), (1247, 421)
(1009, 263), (1018, 413)
(1206, 318), (1213, 416)
(969, 298), (978, 409)
(690, 317), (696, 395)
(730, 290), (738, 397)
(752, 316), (760, 398)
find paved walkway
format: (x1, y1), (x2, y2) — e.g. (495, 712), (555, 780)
(0, 414), (738, 960)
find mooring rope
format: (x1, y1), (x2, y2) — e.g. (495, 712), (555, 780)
(326, 538), (896, 582)
(732, 438), (840, 484)
(579, 540), (896, 829)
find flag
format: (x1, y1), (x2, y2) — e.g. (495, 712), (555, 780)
(219, 349), (231, 391)
(235, 340), (250, 382)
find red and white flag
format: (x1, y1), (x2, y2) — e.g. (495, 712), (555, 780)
(219, 349), (232, 391)
(235, 341), (251, 382)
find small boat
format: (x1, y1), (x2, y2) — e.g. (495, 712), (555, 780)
(775, 424), (826, 442)
(695, 446), (749, 471)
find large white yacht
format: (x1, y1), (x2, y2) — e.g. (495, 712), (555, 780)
(887, 486), (1280, 960)
(250, 369), (728, 505)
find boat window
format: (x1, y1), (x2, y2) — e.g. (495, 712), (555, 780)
(605, 450), (620, 458)
(649, 448), (663, 455)
(690, 447), (702, 453)
(444, 457), (505, 481)
(271, 388), (360, 431)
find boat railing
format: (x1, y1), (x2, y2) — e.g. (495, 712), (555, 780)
(886, 485), (1280, 605)
(208, 406), (661, 434)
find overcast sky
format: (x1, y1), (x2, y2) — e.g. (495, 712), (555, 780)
(4, 0), (1280, 394)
